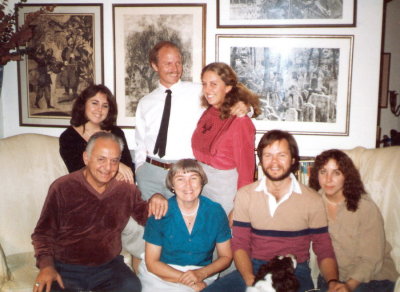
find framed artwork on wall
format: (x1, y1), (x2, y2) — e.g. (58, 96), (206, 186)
(216, 34), (354, 135)
(379, 53), (391, 108)
(113, 4), (206, 127)
(17, 4), (103, 127)
(217, 0), (356, 28)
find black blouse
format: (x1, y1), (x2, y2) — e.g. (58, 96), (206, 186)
(59, 126), (134, 173)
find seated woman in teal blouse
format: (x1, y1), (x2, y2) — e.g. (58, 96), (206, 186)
(138, 159), (232, 292)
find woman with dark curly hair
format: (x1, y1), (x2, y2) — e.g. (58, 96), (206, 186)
(191, 62), (261, 215)
(309, 149), (398, 292)
(59, 84), (134, 183)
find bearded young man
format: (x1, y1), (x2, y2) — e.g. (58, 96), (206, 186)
(203, 130), (348, 292)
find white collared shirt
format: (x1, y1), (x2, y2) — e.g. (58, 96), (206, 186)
(134, 80), (204, 169)
(255, 173), (302, 216)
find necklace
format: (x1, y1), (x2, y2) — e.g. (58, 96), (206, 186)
(325, 197), (343, 206)
(180, 200), (200, 217)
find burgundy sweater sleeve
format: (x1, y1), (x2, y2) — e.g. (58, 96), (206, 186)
(130, 186), (149, 226)
(31, 183), (59, 268)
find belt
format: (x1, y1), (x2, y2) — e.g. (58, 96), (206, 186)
(146, 157), (172, 170)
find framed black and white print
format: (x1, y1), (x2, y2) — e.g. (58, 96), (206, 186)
(217, 34), (354, 135)
(113, 4), (206, 127)
(17, 4), (103, 127)
(217, 0), (356, 28)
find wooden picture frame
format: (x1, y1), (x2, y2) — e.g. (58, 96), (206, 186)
(217, 0), (356, 28)
(379, 53), (391, 108)
(216, 34), (354, 135)
(17, 4), (103, 127)
(113, 4), (206, 128)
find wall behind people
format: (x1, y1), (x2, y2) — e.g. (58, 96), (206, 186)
(0, 0), (384, 157)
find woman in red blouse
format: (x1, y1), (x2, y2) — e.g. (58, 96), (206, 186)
(191, 62), (260, 216)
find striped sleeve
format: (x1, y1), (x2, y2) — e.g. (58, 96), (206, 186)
(231, 187), (252, 254)
(308, 193), (335, 263)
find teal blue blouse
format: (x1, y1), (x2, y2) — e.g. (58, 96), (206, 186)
(144, 195), (231, 266)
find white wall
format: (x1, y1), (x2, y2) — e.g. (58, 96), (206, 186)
(380, 0), (400, 139)
(0, 0), (384, 157)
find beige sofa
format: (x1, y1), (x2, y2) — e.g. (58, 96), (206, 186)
(0, 134), (399, 290)
(0, 133), (136, 291)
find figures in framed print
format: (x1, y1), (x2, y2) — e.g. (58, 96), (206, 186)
(17, 4), (103, 127)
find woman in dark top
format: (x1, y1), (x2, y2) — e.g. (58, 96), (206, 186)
(59, 84), (134, 182)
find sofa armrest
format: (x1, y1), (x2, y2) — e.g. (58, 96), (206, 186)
(0, 243), (11, 286)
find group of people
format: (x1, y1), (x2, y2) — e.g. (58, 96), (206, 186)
(30, 40), (398, 292)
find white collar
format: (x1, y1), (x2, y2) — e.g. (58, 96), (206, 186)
(255, 173), (302, 195)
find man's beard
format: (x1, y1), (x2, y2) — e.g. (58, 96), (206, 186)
(263, 167), (292, 182)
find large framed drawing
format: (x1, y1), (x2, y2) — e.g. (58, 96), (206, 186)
(379, 53), (391, 108)
(17, 4), (103, 127)
(113, 4), (206, 127)
(216, 34), (354, 135)
(217, 0), (356, 28)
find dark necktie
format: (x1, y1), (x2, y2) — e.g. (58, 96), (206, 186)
(153, 89), (172, 158)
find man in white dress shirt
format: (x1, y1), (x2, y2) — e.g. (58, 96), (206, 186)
(134, 41), (248, 200)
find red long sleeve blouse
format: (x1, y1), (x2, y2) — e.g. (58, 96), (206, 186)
(191, 106), (256, 189)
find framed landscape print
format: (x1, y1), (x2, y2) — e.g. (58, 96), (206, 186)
(17, 4), (103, 127)
(113, 4), (206, 127)
(217, 0), (356, 28)
(216, 34), (354, 135)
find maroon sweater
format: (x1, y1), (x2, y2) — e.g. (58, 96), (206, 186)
(31, 169), (148, 268)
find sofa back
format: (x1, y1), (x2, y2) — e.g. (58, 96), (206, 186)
(0, 134), (68, 256)
(343, 146), (400, 274)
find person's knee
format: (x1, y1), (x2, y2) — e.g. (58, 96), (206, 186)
(115, 274), (142, 292)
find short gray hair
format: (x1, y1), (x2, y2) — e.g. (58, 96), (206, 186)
(85, 132), (124, 157)
(165, 159), (208, 191)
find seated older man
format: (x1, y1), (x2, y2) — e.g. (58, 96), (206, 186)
(31, 132), (167, 292)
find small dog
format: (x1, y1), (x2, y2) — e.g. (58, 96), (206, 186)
(246, 255), (299, 292)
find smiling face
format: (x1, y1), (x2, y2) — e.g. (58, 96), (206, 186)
(261, 139), (294, 182)
(151, 46), (183, 88)
(83, 138), (121, 192)
(84, 92), (109, 126)
(318, 159), (345, 200)
(172, 171), (202, 204)
(201, 70), (232, 109)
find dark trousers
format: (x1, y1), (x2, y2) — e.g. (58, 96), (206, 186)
(51, 255), (141, 292)
(318, 274), (395, 292)
(203, 258), (314, 292)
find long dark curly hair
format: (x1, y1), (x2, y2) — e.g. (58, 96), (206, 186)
(70, 84), (117, 131)
(309, 149), (366, 212)
(200, 62), (261, 119)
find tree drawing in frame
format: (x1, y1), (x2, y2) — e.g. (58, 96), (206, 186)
(232, 47), (339, 123)
(17, 4), (103, 127)
(218, 0), (355, 27)
(114, 5), (205, 127)
(217, 35), (353, 135)
(230, 0), (344, 20)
